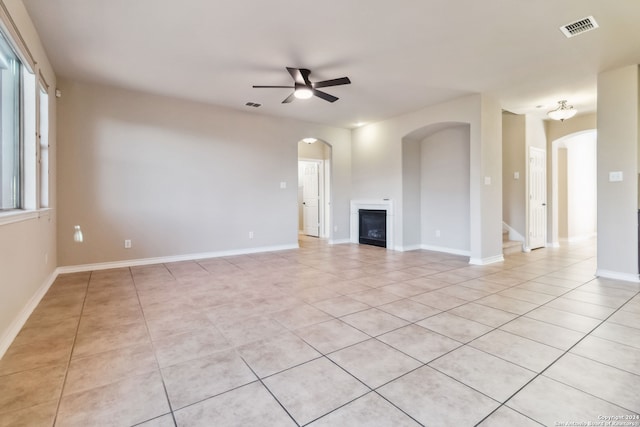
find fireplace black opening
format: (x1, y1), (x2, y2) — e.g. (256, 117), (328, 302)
(359, 209), (387, 248)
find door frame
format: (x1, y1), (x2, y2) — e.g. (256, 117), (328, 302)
(526, 146), (547, 250)
(298, 158), (325, 237)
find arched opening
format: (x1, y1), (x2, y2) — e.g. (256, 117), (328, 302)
(298, 138), (332, 239)
(402, 122), (471, 255)
(551, 129), (597, 245)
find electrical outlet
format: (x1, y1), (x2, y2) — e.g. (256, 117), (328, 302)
(435, 229), (441, 237)
(334, 225), (338, 232)
(124, 239), (132, 249)
(249, 231), (254, 239)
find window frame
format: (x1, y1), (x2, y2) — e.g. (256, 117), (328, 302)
(0, 12), (51, 226)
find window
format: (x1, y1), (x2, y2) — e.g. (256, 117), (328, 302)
(39, 85), (49, 208)
(0, 31), (21, 211)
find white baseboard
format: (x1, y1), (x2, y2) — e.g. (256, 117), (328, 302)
(0, 270), (58, 359)
(595, 269), (640, 283)
(469, 254), (505, 265)
(421, 244), (471, 257)
(568, 233), (597, 243)
(57, 244), (300, 274)
(329, 238), (351, 245)
(399, 244), (422, 252)
(2, 244), (302, 358)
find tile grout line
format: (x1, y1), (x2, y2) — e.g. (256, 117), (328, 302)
(51, 271), (92, 427)
(473, 285), (640, 426)
(237, 355), (301, 427)
(304, 354), (426, 427)
(384, 270), (616, 425)
(13, 239), (633, 426)
(129, 266), (178, 427)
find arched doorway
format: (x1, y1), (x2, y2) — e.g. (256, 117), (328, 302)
(551, 129), (597, 245)
(401, 122), (471, 255)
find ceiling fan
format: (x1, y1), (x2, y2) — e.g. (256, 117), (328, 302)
(253, 67), (351, 103)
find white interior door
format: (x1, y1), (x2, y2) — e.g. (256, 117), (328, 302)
(529, 147), (547, 249)
(301, 161), (320, 237)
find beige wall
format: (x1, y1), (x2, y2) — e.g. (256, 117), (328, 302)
(56, 79), (351, 266)
(596, 65), (639, 280)
(402, 138), (421, 249)
(502, 112), (526, 238)
(0, 0), (57, 355)
(352, 94), (502, 263)
(420, 125), (471, 252)
(501, 113), (546, 245)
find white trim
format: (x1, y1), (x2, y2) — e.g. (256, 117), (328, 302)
(567, 232), (597, 243)
(329, 238), (351, 245)
(2, 243), (299, 357)
(0, 2), (35, 71)
(596, 269), (640, 283)
(469, 254), (505, 265)
(57, 244), (300, 274)
(350, 199), (394, 250)
(0, 210), (38, 226)
(421, 244), (471, 257)
(399, 244), (422, 252)
(0, 208), (52, 226)
(0, 269), (57, 359)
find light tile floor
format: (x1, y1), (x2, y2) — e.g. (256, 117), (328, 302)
(1, 237), (640, 426)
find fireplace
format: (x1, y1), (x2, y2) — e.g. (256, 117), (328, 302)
(350, 199), (394, 250)
(359, 209), (387, 247)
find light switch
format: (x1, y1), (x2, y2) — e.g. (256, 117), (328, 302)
(484, 176), (491, 185)
(280, 181), (287, 189)
(609, 171), (623, 182)
(514, 172), (519, 180)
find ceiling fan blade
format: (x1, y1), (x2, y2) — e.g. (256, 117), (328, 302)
(299, 69), (312, 85)
(252, 85), (294, 88)
(313, 77), (351, 88)
(313, 89), (338, 103)
(286, 67), (312, 85)
(282, 92), (296, 103)
(286, 67), (304, 84)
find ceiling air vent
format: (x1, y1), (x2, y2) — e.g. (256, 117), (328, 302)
(560, 16), (599, 38)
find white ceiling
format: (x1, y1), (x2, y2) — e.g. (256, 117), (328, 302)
(22, 0), (640, 129)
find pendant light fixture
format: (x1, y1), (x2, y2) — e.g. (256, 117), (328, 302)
(548, 100), (577, 121)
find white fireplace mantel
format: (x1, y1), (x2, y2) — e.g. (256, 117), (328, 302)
(350, 199), (394, 249)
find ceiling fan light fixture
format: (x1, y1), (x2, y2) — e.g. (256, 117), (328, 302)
(253, 67), (350, 103)
(548, 100), (577, 121)
(294, 87), (313, 99)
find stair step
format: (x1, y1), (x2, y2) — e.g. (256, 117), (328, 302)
(503, 239), (522, 255)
